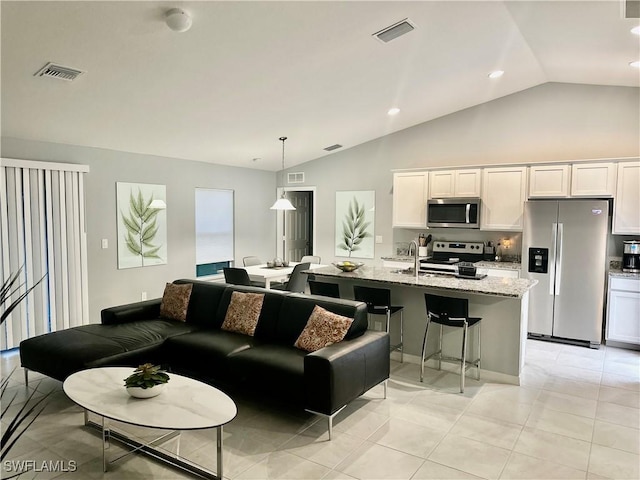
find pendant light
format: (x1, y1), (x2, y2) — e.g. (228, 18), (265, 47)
(270, 136), (296, 211)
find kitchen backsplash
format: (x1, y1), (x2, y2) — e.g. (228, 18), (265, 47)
(393, 228), (522, 260)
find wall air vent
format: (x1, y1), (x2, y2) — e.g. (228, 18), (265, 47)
(34, 62), (85, 81)
(623, 0), (640, 17)
(373, 18), (415, 43)
(287, 172), (305, 184)
(324, 144), (343, 152)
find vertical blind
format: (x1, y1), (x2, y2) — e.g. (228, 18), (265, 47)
(0, 159), (90, 350)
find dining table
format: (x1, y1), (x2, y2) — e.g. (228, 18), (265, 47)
(243, 262), (325, 289)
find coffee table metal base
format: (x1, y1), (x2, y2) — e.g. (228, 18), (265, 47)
(84, 411), (223, 480)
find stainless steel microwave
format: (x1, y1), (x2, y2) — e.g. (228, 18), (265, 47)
(427, 198), (481, 228)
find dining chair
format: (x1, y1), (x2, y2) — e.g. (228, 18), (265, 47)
(243, 256), (262, 267)
(223, 267), (252, 286)
(300, 255), (321, 264)
(271, 263), (311, 293)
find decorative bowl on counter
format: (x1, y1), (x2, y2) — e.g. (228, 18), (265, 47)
(332, 261), (364, 272)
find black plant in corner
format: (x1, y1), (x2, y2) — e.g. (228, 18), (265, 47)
(0, 267), (49, 472)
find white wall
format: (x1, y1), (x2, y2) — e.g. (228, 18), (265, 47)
(1, 137), (277, 323)
(283, 83), (640, 263)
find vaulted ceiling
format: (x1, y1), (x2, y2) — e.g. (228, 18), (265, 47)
(2, 1), (639, 170)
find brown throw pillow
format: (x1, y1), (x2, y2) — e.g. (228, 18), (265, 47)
(294, 305), (353, 352)
(159, 283), (193, 322)
(221, 291), (265, 336)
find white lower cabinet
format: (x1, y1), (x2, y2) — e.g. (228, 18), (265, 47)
(606, 276), (640, 346)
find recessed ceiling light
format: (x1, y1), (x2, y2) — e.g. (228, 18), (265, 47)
(488, 70), (504, 79)
(631, 26), (640, 35)
(387, 108), (400, 116)
(630, 61), (640, 68)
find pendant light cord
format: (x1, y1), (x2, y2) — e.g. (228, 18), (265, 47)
(279, 136), (287, 197)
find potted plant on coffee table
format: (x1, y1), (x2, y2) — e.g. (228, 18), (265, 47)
(124, 363), (170, 398)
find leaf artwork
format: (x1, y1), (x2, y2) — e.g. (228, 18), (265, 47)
(121, 189), (163, 265)
(337, 197), (371, 257)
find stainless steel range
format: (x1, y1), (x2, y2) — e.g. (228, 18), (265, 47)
(420, 241), (484, 274)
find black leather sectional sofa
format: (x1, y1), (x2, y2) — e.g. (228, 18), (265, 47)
(20, 279), (390, 436)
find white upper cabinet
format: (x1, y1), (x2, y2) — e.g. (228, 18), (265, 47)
(455, 169), (482, 197)
(392, 172), (429, 228)
(528, 165), (570, 198)
(571, 162), (617, 197)
(481, 167), (527, 231)
(613, 161), (640, 234)
(429, 169), (481, 198)
(429, 170), (455, 198)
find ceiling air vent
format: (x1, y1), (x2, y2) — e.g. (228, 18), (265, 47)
(34, 62), (85, 81)
(324, 144), (343, 152)
(623, 0), (640, 18)
(373, 18), (415, 43)
(287, 172), (305, 184)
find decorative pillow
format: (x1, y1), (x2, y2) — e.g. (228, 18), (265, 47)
(159, 283), (193, 322)
(294, 305), (353, 352)
(221, 291), (265, 336)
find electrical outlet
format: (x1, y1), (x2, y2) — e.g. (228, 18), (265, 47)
(375, 235), (383, 244)
(374, 321), (382, 331)
(141, 292), (147, 301)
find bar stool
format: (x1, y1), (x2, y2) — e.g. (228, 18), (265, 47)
(353, 285), (404, 362)
(421, 293), (481, 393)
(308, 280), (340, 298)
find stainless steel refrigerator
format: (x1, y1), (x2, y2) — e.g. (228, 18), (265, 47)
(522, 199), (609, 347)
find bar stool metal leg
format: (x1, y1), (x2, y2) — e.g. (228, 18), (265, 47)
(461, 322), (468, 393)
(420, 316), (431, 382)
(399, 310), (404, 363)
(437, 324), (444, 371)
(476, 323), (481, 380)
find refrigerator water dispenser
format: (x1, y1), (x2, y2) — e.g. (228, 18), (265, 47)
(528, 247), (548, 274)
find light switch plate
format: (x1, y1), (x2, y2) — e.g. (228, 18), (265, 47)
(375, 235), (383, 244)
(101, 239), (108, 249)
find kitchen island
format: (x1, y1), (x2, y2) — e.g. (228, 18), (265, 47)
(308, 265), (537, 384)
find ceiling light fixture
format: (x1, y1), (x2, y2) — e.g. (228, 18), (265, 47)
(387, 108), (400, 116)
(630, 61), (640, 68)
(165, 8), (192, 32)
(270, 137), (296, 211)
(488, 70), (505, 79)
(632, 26), (640, 35)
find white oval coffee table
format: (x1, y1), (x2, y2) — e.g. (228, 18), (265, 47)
(63, 367), (236, 479)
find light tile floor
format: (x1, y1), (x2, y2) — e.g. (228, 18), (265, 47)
(1, 339), (638, 479)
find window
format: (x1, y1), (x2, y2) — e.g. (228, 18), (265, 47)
(195, 188), (234, 277)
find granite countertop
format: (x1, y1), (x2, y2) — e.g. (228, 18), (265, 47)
(609, 268), (640, 280)
(381, 255), (429, 262)
(309, 265), (537, 299)
(474, 261), (521, 271)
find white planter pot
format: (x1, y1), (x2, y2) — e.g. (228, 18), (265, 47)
(126, 384), (165, 399)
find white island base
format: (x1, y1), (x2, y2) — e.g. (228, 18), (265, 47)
(308, 266), (535, 384)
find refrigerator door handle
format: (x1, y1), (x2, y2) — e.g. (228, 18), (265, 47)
(549, 223), (557, 296)
(556, 223), (563, 296)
